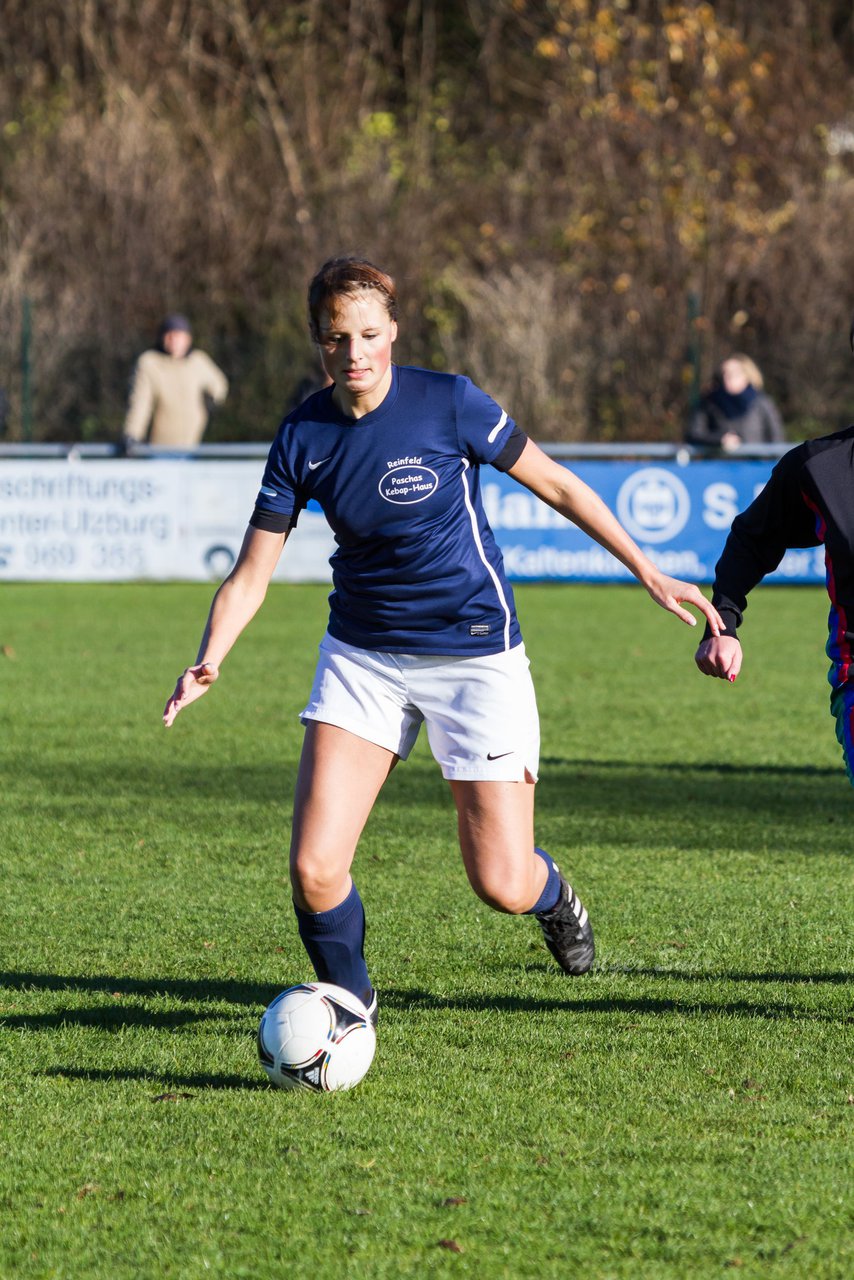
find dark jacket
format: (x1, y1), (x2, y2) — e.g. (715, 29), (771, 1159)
(687, 389), (785, 447)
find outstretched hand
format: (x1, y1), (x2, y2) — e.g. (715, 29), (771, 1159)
(694, 635), (742, 683)
(163, 662), (219, 727)
(645, 573), (724, 634)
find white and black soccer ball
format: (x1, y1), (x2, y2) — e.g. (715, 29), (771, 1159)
(257, 982), (376, 1092)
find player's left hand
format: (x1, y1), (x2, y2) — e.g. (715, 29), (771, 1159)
(644, 573), (724, 634)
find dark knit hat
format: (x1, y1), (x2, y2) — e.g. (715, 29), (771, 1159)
(159, 312), (192, 337)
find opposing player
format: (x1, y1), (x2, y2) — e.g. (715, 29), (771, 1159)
(694, 396), (854, 784)
(164, 257), (723, 1020)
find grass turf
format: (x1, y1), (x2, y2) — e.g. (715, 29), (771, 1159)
(0, 582), (851, 1279)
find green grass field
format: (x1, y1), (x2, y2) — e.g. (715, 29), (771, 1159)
(0, 582), (851, 1279)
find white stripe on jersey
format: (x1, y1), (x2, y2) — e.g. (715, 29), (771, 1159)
(459, 459), (512, 649)
(487, 411), (508, 444)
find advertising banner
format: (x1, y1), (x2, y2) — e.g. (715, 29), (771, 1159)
(0, 459), (335, 583)
(0, 455), (826, 585)
(484, 459), (826, 586)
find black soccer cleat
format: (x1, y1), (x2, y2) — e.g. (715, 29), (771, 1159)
(535, 875), (595, 975)
(366, 989), (378, 1028)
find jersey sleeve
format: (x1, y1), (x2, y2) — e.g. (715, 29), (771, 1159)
(454, 377), (527, 468)
(708, 443), (815, 636)
(249, 427), (305, 533)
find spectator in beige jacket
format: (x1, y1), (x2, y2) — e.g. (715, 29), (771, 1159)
(121, 313), (228, 450)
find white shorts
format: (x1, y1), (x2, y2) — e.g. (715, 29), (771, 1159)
(301, 633), (540, 782)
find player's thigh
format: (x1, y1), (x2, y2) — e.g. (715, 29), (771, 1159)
(449, 778), (537, 912)
(290, 720), (398, 895)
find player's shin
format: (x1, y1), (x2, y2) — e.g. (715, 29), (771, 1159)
(293, 880), (373, 1008)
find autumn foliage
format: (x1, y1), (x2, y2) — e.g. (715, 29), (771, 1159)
(1, 1), (853, 443)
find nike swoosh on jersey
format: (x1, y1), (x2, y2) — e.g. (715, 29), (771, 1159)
(487, 411), (508, 444)
(259, 485), (278, 498)
(308, 457), (331, 471)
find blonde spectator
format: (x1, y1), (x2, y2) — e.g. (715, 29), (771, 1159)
(687, 353), (785, 452)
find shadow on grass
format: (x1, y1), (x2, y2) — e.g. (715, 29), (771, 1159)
(0, 760), (300, 811)
(1, 1005), (250, 1033)
(0, 969), (279, 1005)
(532, 757), (850, 854)
(0, 970), (279, 1036)
(2, 756), (848, 852)
(536, 757), (847, 810)
(1, 970), (849, 1032)
(601, 966), (854, 985)
(381, 987), (851, 1025)
(540, 757), (842, 777)
(38, 1065), (268, 1091)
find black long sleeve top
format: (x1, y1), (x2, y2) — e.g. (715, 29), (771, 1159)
(708, 425), (854, 688)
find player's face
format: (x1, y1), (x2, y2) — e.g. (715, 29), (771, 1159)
(317, 292), (397, 416)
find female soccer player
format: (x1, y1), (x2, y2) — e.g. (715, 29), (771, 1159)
(164, 257), (723, 1022)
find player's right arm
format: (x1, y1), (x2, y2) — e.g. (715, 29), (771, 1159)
(163, 525), (287, 726)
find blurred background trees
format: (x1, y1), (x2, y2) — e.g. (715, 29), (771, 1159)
(1, 0), (853, 443)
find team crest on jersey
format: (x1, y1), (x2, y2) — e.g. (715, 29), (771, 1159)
(379, 456), (439, 505)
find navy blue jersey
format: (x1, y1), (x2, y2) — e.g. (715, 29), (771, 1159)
(251, 365), (526, 655)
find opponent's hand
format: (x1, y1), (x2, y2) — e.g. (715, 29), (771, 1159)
(645, 573), (724, 634)
(694, 635), (742, 683)
(163, 662), (219, 727)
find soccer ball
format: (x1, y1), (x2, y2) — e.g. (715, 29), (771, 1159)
(257, 982), (376, 1092)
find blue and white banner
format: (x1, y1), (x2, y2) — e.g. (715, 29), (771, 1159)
(484, 459), (825, 585)
(0, 456), (826, 584)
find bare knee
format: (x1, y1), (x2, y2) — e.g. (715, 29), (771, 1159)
(290, 851), (350, 912)
(468, 872), (536, 915)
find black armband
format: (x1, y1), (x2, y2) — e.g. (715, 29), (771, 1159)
(491, 425), (528, 472)
(249, 506), (294, 534)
